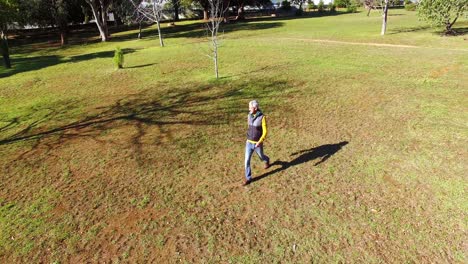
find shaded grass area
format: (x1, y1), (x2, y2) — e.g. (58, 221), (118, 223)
(0, 49), (138, 79)
(1, 8), (467, 263)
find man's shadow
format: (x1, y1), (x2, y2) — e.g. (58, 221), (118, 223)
(252, 141), (348, 183)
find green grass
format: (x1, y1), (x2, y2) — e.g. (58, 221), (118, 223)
(1, 8), (467, 262)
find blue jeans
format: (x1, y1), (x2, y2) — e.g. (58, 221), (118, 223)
(245, 141), (270, 180)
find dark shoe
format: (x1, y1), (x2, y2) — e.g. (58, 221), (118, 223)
(264, 161), (271, 169)
(243, 179), (252, 186)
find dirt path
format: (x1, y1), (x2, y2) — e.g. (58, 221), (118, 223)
(259, 37), (468, 52)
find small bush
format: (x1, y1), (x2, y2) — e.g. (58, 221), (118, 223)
(405, 3), (416, 11)
(113, 47), (124, 69)
(295, 9), (304, 16)
(317, 0), (325, 12)
(281, 0), (291, 11)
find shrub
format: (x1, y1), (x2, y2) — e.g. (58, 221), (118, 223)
(295, 9), (304, 16)
(281, 0), (291, 11)
(317, 0), (325, 12)
(405, 3), (416, 11)
(113, 47), (124, 69)
(329, 3), (336, 12)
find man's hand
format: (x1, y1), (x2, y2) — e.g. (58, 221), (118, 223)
(255, 142), (262, 148)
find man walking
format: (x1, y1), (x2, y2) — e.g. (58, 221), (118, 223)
(244, 100), (270, 186)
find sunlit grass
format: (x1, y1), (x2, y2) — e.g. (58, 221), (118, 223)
(0, 8), (467, 262)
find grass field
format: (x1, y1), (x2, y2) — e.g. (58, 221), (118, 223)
(1, 8), (467, 263)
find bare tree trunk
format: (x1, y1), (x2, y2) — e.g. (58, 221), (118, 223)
(132, 0), (167, 45)
(364, 1), (374, 16)
(0, 30), (11, 69)
(138, 22), (142, 39)
(204, 9), (209, 20)
(89, 4), (108, 41)
(58, 19), (69, 46)
(156, 21), (164, 47)
(207, 0), (227, 79)
(446, 16), (459, 34)
(236, 5), (245, 20)
(101, 4), (109, 38)
(212, 31), (218, 79)
(222, 0), (230, 23)
(149, 1), (165, 47)
(173, 0), (180, 21)
(60, 30), (68, 45)
(381, 0), (388, 36)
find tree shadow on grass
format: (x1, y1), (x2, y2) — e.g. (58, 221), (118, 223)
(113, 20), (286, 41)
(247, 10), (354, 23)
(71, 20), (286, 44)
(9, 24), (147, 52)
(389, 24), (467, 36)
(388, 25), (431, 35)
(0, 55), (62, 78)
(436, 26), (468, 36)
(0, 48), (137, 78)
(0, 77), (292, 164)
(252, 141), (349, 183)
(125, 63), (157, 69)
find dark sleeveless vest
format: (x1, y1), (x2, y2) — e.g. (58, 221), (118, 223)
(247, 112), (264, 142)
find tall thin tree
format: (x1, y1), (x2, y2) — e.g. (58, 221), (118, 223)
(206, 0), (228, 79)
(380, 0), (389, 35)
(131, 0), (165, 47)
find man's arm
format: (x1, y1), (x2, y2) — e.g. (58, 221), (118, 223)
(256, 116), (268, 146)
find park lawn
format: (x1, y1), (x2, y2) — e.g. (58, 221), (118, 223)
(1, 8), (467, 263)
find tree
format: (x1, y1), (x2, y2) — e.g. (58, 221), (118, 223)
(0, 0), (19, 68)
(113, 0), (138, 25)
(335, 0), (351, 8)
(193, 0), (210, 20)
(281, 0), (291, 10)
(131, 0), (166, 47)
(162, 0), (181, 23)
(172, 0), (180, 21)
(317, 0), (325, 12)
(381, 0), (389, 35)
(292, 0), (307, 13)
(51, 0), (69, 45)
(206, 0), (228, 78)
(231, 0), (272, 20)
(363, 0), (377, 16)
(307, 0), (316, 11)
(346, 0), (359, 12)
(15, 0), (85, 46)
(418, 0), (467, 34)
(84, 0), (112, 41)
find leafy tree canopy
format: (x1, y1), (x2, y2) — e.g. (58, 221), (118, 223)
(418, 0), (467, 33)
